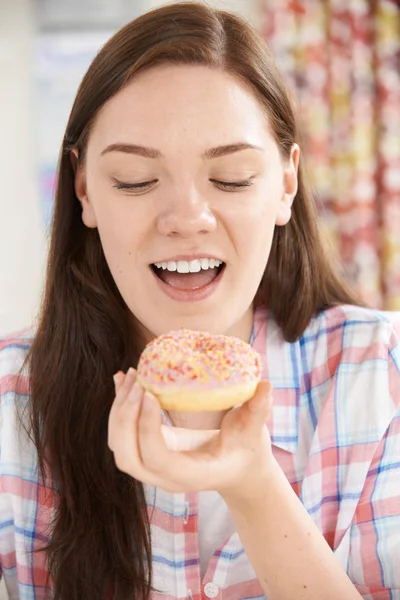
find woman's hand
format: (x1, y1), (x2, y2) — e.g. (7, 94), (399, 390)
(108, 368), (274, 499)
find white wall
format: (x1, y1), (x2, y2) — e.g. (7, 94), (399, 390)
(0, 0), (261, 338)
(0, 0), (48, 337)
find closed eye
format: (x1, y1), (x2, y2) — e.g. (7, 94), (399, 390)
(112, 178), (158, 190)
(210, 179), (254, 191)
(112, 178), (254, 193)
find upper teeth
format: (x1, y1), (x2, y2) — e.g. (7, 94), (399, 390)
(153, 258), (223, 273)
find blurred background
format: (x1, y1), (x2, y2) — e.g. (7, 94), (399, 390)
(0, 0), (399, 338)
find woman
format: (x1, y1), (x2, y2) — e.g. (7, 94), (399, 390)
(0, 3), (399, 599)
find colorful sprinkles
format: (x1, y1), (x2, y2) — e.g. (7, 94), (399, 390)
(137, 329), (261, 386)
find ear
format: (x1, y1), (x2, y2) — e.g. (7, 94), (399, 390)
(275, 143), (300, 226)
(71, 149), (98, 228)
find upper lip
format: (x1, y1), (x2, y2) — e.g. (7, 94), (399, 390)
(150, 254), (225, 264)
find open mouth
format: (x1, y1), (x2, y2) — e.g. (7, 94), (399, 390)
(150, 258), (226, 291)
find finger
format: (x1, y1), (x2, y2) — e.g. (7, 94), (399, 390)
(113, 371), (126, 394)
(247, 380), (272, 411)
(137, 391), (167, 473)
(113, 373), (125, 398)
(108, 376), (141, 456)
(114, 367), (136, 405)
(108, 380), (168, 489)
(240, 380), (272, 435)
(109, 381), (173, 489)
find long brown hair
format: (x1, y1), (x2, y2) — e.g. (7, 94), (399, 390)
(22, 3), (362, 599)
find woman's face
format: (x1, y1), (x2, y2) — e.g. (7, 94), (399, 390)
(74, 64), (299, 341)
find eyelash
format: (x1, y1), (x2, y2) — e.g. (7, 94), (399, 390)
(112, 178), (253, 192)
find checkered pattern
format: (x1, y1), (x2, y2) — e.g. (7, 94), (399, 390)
(1, 305), (399, 599)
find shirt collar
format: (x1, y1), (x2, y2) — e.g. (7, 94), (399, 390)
(252, 306), (300, 454)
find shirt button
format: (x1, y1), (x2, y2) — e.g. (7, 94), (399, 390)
(204, 582), (219, 598)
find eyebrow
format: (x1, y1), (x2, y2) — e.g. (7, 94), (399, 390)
(100, 141), (264, 159)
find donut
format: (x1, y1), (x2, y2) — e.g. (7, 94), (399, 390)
(136, 329), (262, 412)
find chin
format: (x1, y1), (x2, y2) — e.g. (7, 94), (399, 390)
(149, 312), (235, 338)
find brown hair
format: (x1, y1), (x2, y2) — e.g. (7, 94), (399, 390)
(22, 3), (362, 599)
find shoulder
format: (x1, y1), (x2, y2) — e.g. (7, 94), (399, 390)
(304, 305), (400, 369)
(304, 305), (400, 441)
(254, 304), (399, 388)
(0, 330), (43, 585)
(0, 327), (35, 401)
(0, 326), (35, 350)
(310, 304), (399, 343)
(0, 329), (34, 430)
(0, 328), (39, 490)
(307, 304), (400, 389)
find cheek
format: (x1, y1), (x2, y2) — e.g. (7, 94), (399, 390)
(225, 195), (278, 284)
(232, 192), (278, 248)
(90, 207), (144, 282)
(96, 226), (127, 282)
(88, 180), (146, 255)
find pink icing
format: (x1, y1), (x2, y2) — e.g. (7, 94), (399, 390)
(137, 329), (261, 389)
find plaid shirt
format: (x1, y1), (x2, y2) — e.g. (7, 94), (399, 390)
(1, 305), (400, 600)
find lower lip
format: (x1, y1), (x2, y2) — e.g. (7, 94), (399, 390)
(151, 265), (225, 302)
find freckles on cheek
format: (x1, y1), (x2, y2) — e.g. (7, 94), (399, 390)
(114, 262), (125, 276)
(104, 243), (142, 284)
(96, 226), (130, 276)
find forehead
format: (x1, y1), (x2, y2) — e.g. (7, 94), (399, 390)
(89, 64), (275, 153)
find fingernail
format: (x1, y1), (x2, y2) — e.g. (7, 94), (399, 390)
(113, 372), (121, 385)
(142, 391), (156, 412)
(126, 368), (136, 386)
(264, 381), (272, 396)
(128, 381), (142, 402)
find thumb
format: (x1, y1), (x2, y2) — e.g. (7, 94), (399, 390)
(242, 380), (272, 433)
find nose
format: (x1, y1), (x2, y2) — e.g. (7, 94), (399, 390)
(156, 187), (217, 238)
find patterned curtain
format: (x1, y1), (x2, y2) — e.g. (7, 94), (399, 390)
(260, 0), (400, 309)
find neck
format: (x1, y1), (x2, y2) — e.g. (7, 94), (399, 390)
(133, 304), (255, 349)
